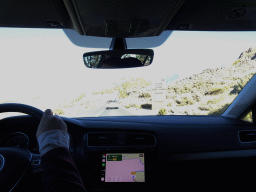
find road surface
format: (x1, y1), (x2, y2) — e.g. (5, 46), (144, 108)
(65, 104), (137, 117)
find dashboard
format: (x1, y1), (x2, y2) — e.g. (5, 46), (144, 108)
(1, 115), (256, 191)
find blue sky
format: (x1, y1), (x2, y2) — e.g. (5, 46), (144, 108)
(0, 28), (256, 102)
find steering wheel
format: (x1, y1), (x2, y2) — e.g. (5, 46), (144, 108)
(0, 103), (43, 192)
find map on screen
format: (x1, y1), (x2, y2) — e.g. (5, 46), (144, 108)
(105, 153), (145, 182)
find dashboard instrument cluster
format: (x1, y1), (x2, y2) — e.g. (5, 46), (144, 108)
(1, 132), (29, 149)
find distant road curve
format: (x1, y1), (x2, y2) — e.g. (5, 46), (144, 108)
(67, 105), (136, 117)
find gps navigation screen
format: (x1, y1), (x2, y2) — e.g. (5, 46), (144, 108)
(101, 153), (145, 182)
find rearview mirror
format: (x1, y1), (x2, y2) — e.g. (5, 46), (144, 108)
(83, 49), (154, 68)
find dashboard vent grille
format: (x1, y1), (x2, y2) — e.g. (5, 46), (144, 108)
(88, 132), (119, 146)
(126, 133), (156, 146)
(239, 131), (256, 142)
(87, 132), (156, 146)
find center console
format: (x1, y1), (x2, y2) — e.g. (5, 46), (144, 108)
(76, 132), (158, 191)
(85, 150), (158, 191)
(101, 153), (145, 182)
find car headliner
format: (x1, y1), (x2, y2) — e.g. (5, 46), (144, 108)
(1, 1), (256, 47)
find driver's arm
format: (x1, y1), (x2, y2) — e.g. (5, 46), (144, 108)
(36, 109), (86, 192)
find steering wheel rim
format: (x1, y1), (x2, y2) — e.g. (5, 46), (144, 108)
(0, 103), (43, 191)
(0, 103), (43, 120)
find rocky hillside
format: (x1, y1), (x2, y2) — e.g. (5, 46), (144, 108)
(111, 47), (256, 116)
(238, 47), (256, 61)
(166, 58), (256, 115)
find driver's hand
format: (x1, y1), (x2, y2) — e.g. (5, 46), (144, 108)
(36, 109), (67, 139)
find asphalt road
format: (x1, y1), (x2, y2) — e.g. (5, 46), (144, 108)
(72, 104), (136, 117)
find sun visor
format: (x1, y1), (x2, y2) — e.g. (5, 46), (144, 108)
(64, 0), (184, 38)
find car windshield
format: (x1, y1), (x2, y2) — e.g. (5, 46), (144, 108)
(1, 28), (256, 118)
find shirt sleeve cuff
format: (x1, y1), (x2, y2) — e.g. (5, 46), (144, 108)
(37, 130), (70, 157)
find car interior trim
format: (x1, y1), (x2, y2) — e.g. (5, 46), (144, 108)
(238, 130), (256, 143)
(9, 149), (32, 192)
(86, 132), (157, 147)
(0, 154), (5, 171)
(155, 0), (185, 36)
(169, 149), (256, 161)
(63, 0), (84, 35)
(222, 73), (256, 119)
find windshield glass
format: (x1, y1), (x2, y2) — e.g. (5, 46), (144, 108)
(1, 28), (256, 118)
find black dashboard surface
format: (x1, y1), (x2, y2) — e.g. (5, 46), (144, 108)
(1, 115), (256, 191)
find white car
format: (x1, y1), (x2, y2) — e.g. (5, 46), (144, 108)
(106, 100), (119, 109)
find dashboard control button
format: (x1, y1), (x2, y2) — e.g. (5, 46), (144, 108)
(31, 159), (41, 165)
(94, 165), (99, 170)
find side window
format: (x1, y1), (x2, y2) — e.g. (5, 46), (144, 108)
(242, 111), (253, 123)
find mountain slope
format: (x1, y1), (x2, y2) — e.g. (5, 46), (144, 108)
(104, 47), (256, 116)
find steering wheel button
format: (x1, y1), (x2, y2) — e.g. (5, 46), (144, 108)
(32, 159), (41, 165)
(94, 165), (99, 170)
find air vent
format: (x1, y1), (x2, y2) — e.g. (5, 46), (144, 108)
(88, 132), (119, 146)
(239, 131), (256, 142)
(87, 132), (156, 146)
(126, 133), (156, 146)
